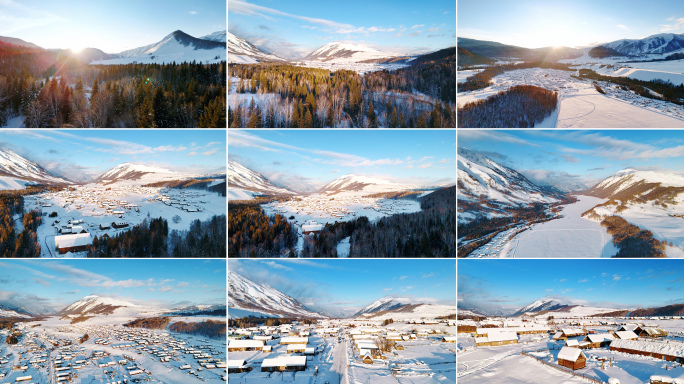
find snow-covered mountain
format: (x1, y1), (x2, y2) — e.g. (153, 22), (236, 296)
(165, 304), (226, 316)
(200, 30), (227, 43)
(458, 147), (558, 222)
(92, 30), (225, 65)
(318, 174), (415, 195)
(227, 31), (287, 63)
(228, 271), (326, 319)
(58, 295), (165, 317)
(0, 297), (56, 317)
(602, 33), (684, 56)
(586, 168), (684, 199)
(352, 296), (415, 317)
(59, 295), (166, 317)
(304, 41), (398, 63)
(358, 303), (457, 321)
(227, 158), (295, 200)
(0, 147), (70, 188)
(95, 163), (196, 185)
(512, 296), (619, 318)
(521, 171), (588, 193)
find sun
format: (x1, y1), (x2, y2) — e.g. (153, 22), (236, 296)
(70, 46), (85, 54)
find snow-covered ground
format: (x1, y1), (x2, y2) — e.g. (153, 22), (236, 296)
(468, 196), (618, 258)
(0, 316), (226, 384)
(28, 184), (225, 258)
(297, 60), (410, 75)
(457, 69), (484, 83)
(457, 67), (684, 127)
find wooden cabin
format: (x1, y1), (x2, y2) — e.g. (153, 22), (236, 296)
(557, 346), (586, 370)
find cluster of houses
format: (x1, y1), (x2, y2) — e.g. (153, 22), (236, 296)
(459, 316), (684, 372)
(228, 318), (459, 376)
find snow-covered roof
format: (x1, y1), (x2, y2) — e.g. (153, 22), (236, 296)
(261, 355), (307, 368)
(280, 336), (308, 344)
(55, 233), (91, 249)
(566, 339), (579, 347)
(586, 334), (614, 343)
(612, 339), (684, 358)
(640, 326), (668, 336)
(286, 344), (307, 351)
(228, 340), (264, 348)
(558, 346), (584, 362)
(562, 328), (585, 335)
(227, 359), (246, 368)
(614, 330), (638, 340)
(479, 331), (517, 343)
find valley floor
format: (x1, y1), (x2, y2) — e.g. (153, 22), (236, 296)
(458, 67), (684, 127)
(467, 196), (618, 258)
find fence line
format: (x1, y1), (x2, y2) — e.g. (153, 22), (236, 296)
(521, 351), (606, 384)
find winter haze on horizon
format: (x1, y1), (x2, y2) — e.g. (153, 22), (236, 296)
(229, 259), (456, 318)
(228, 0), (455, 58)
(458, 0), (684, 49)
(229, 130), (455, 191)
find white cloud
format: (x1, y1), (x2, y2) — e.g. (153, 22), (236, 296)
(411, 24), (425, 29)
(189, 10), (197, 15)
(662, 17), (684, 32)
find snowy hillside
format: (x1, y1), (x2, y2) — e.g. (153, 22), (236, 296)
(58, 295), (165, 317)
(227, 158), (295, 199)
(0, 297), (55, 317)
(512, 296), (619, 318)
(357, 303), (457, 321)
(352, 296), (415, 317)
(587, 168), (684, 199)
(228, 271), (326, 319)
(227, 31), (286, 63)
(200, 30), (227, 43)
(95, 163), (197, 185)
(458, 147), (557, 222)
(318, 174), (415, 195)
(92, 30), (225, 65)
(0, 147), (70, 187)
(603, 33), (684, 56)
(304, 41), (398, 63)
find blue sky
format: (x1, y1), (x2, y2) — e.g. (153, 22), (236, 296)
(0, 130), (226, 182)
(230, 259), (456, 316)
(228, 0), (456, 58)
(459, 259), (684, 315)
(0, 259), (226, 310)
(459, 0), (684, 48)
(229, 130), (456, 190)
(0, 0), (226, 53)
(458, 129), (684, 188)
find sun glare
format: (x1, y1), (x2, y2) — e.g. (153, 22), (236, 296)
(70, 46), (84, 54)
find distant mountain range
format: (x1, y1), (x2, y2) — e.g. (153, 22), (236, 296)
(457, 32), (684, 64)
(228, 31), (453, 65)
(0, 30), (226, 65)
(227, 158), (296, 199)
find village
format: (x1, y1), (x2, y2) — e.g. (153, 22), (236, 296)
(228, 317), (457, 384)
(0, 318), (227, 383)
(457, 315), (684, 384)
(23, 183), (226, 257)
(261, 194), (422, 238)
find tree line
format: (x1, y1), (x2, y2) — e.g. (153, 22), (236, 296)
(601, 215), (667, 258)
(458, 85), (558, 128)
(88, 214), (225, 258)
(170, 320), (226, 339)
(228, 202), (297, 257)
(228, 63), (454, 128)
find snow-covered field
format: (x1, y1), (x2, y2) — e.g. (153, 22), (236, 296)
(0, 316), (226, 384)
(457, 69), (483, 83)
(28, 184), (226, 258)
(458, 67), (684, 127)
(468, 196), (618, 258)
